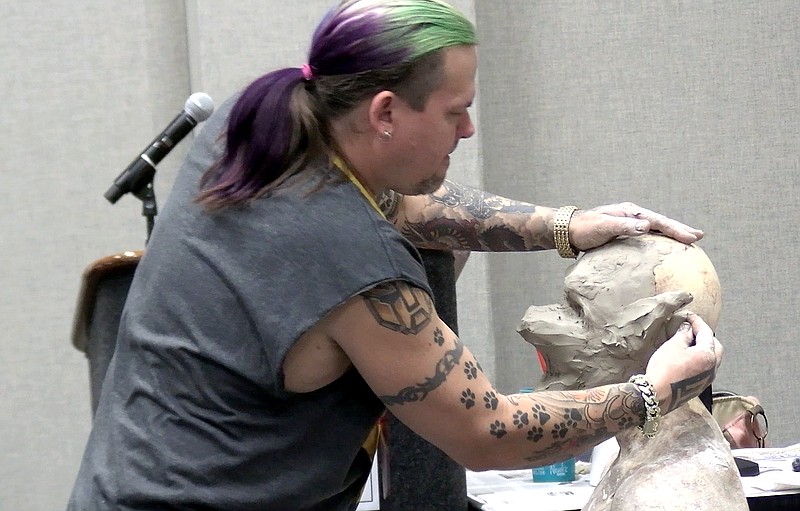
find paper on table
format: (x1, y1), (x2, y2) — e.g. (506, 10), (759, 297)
(476, 485), (594, 511)
(467, 469), (594, 511)
(733, 442), (800, 497)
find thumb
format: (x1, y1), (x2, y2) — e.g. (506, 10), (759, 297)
(668, 321), (695, 347)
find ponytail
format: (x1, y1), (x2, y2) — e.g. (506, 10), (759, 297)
(197, 67), (327, 209)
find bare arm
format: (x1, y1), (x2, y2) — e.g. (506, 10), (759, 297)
(379, 180), (704, 253)
(379, 180), (550, 252)
(321, 281), (719, 471)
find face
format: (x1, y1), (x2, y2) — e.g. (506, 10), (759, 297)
(384, 45), (477, 195)
(518, 234), (721, 390)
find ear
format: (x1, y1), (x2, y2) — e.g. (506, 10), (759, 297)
(367, 91), (397, 135)
(605, 290), (693, 337)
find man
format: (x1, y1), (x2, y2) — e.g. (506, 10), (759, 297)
(69, 2), (721, 509)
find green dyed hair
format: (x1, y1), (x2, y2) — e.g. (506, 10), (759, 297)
(198, 0), (476, 208)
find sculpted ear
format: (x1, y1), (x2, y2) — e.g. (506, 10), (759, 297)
(605, 290), (694, 339)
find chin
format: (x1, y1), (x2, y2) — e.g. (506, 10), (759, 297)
(415, 175), (446, 195)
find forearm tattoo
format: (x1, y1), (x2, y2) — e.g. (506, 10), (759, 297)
(461, 383), (642, 462)
(401, 180), (543, 251)
(433, 180), (535, 219)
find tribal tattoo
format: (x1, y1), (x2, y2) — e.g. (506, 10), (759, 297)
(667, 369), (715, 413)
(380, 337), (465, 406)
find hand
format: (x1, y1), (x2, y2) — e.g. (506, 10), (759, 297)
(568, 202), (704, 251)
(644, 313), (723, 414)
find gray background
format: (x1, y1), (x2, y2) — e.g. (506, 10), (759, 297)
(1, 1), (797, 509)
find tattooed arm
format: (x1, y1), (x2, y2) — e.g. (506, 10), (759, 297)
(378, 181), (704, 252)
(319, 281), (720, 471)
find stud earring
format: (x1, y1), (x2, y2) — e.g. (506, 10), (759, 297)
(380, 130), (392, 141)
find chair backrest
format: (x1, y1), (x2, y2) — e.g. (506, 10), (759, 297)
(71, 251), (142, 414)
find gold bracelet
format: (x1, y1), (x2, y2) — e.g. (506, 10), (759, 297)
(553, 206), (579, 259)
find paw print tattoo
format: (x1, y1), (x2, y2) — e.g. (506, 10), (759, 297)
(526, 426), (544, 442)
(489, 420), (508, 439)
(460, 389), (476, 409)
(463, 361), (478, 380)
(618, 416), (636, 429)
(552, 422), (571, 439)
(530, 403), (551, 425)
(548, 409), (582, 439)
(562, 408), (582, 428)
(483, 391), (499, 410)
(513, 410), (530, 428)
(433, 328), (445, 346)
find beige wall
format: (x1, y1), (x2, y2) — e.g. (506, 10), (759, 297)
(1, 1), (797, 509)
(476, 0), (800, 449)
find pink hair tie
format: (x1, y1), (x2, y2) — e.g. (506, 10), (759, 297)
(301, 63), (314, 81)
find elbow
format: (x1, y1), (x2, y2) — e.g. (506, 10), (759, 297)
(447, 423), (509, 472)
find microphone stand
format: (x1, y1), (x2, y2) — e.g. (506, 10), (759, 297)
(105, 162), (158, 245)
(134, 181), (158, 245)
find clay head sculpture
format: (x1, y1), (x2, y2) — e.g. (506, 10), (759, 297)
(518, 234), (747, 511)
(519, 233), (721, 390)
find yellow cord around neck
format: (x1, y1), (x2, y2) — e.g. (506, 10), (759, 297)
(331, 156), (385, 219)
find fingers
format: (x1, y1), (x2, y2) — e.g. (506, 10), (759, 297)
(594, 202), (704, 244)
(569, 202), (704, 251)
(622, 203), (704, 243)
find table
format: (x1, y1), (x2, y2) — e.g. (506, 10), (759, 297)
(467, 444), (800, 511)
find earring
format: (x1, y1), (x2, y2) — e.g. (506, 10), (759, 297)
(380, 130), (392, 141)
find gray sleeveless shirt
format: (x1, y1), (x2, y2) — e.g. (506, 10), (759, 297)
(68, 98), (431, 510)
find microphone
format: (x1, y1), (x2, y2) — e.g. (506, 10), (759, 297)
(104, 92), (215, 203)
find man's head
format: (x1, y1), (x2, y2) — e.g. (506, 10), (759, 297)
(199, 0), (477, 208)
(518, 234), (721, 390)
(311, 1), (478, 196)
(308, 0), (477, 114)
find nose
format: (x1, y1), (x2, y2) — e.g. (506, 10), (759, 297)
(459, 112), (475, 139)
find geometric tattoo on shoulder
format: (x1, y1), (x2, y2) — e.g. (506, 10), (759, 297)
(362, 281), (432, 335)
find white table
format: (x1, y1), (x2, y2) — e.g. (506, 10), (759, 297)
(467, 444), (800, 511)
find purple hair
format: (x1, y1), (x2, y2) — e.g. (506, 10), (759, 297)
(198, 0), (475, 209)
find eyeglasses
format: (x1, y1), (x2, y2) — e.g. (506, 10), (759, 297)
(748, 404), (769, 448)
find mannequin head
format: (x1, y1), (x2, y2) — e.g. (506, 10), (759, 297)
(518, 234), (721, 390)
